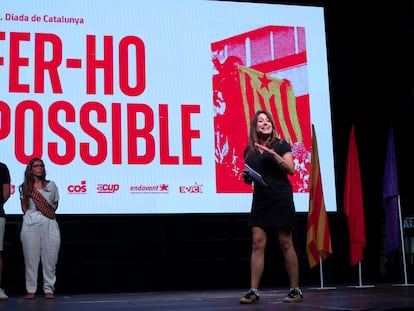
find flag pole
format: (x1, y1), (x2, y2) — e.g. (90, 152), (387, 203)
(392, 195), (414, 286)
(306, 124), (335, 291)
(398, 195), (408, 284)
(347, 262), (374, 288)
(308, 255), (336, 290)
(382, 128), (413, 286)
(319, 256), (324, 288)
(344, 125), (373, 289)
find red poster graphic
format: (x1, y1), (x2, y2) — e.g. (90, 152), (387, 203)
(212, 26), (311, 193)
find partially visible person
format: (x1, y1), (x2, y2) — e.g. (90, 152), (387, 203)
(0, 162), (11, 301)
(239, 110), (303, 304)
(19, 158), (60, 299)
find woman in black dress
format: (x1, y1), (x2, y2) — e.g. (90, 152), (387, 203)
(239, 110), (303, 304)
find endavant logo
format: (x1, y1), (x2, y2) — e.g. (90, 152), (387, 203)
(130, 183), (169, 194)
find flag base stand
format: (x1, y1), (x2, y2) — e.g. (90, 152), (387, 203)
(346, 262), (374, 288)
(390, 195), (414, 288)
(307, 257), (336, 290)
(307, 286), (336, 290)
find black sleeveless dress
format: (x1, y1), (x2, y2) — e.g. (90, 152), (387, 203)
(244, 139), (297, 229)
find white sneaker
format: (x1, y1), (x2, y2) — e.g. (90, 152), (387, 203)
(0, 288), (8, 301)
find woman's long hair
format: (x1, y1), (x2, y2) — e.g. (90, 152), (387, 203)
(244, 110), (279, 160)
(19, 158), (48, 207)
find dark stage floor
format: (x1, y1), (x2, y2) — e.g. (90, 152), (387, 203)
(1, 283), (414, 311)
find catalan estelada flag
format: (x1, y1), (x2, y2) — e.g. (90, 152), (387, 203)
(306, 124), (332, 268)
(213, 62), (311, 193)
(238, 65), (311, 191)
(238, 65), (304, 145)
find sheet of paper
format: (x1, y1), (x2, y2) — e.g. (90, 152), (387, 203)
(244, 164), (268, 187)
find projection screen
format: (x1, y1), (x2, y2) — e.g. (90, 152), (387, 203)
(0, 0), (336, 214)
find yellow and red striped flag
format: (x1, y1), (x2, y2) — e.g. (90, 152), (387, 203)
(306, 124), (332, 268)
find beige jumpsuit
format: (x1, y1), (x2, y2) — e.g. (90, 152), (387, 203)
(20, 181), (60, 294)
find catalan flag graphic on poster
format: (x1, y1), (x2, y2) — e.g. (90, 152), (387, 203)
(238, 66), (303, 144)
(212, 26), (311, 194)
(306, 124), (332, 268)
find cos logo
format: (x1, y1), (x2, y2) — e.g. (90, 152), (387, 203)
(68, 180), (87, 193)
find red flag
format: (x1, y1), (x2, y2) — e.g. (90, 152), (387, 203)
(306, 124), (332, 268)
(344, 125), (366, 267)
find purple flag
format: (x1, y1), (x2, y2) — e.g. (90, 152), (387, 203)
(383, 128), (400, 262)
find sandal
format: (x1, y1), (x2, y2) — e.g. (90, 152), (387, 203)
(45, 292), (55, 299)
(25, 293), (35, 299)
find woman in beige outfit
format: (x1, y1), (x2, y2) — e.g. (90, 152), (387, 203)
(19, 158), (60, 299)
